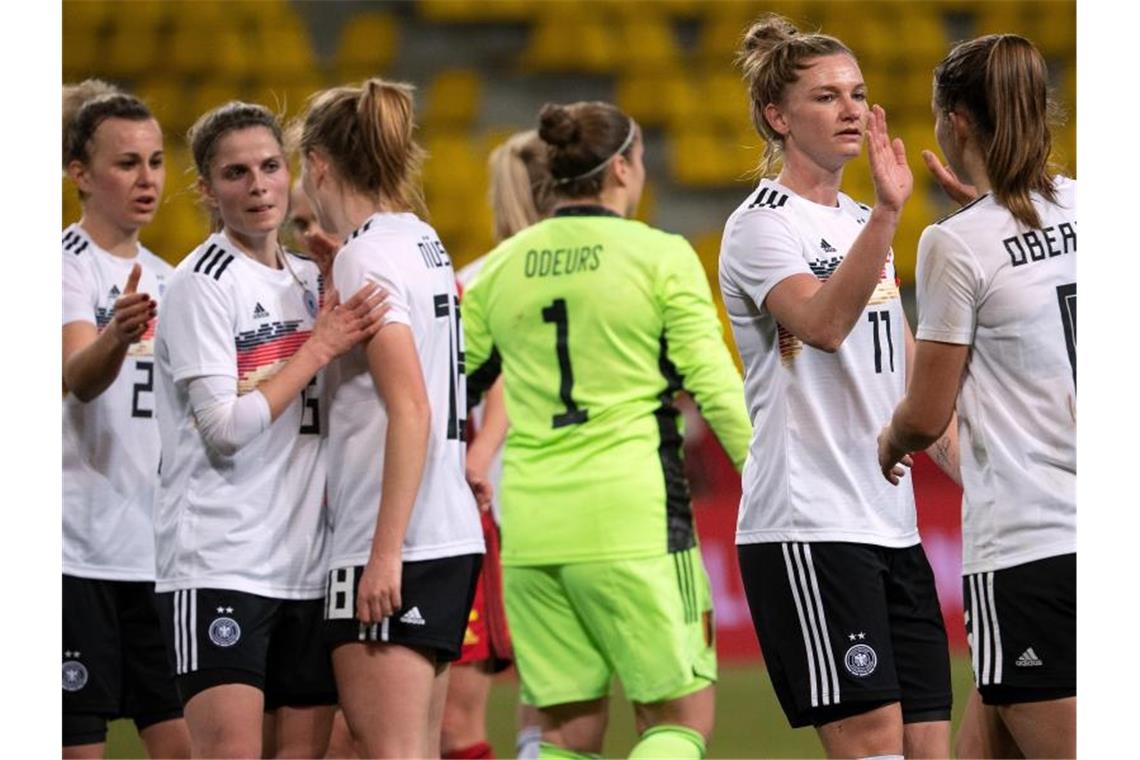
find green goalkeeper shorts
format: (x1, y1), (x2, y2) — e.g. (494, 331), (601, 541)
(503, 546), (717, 707)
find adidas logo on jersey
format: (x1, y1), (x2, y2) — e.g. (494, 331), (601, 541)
(820, 238), (837, 253)
(399, 606), (427, 626)
(1015, 647), (1043, 667)
(252, 302), (269, 319)
(109, 285), (121, 299)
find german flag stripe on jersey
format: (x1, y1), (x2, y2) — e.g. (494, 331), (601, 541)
(236, 330), (311, 395)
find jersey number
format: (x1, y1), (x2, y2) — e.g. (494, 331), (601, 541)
(435, 293), (465, 441)
(131, 360), (154, 418)
(300, 376), (320, 435)
(541, 298), (588, 428)
(1056, 282), (1076, 386)
(867, 310), (895, 373)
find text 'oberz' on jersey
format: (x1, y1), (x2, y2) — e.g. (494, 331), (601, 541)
(417, 236), (452, 269)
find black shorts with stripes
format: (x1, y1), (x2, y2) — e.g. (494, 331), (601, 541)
(155, 589), (337, 709)
(738, 541), (952, 728)
(964, 553), (1075, 706)
(324, 554), (482, 662)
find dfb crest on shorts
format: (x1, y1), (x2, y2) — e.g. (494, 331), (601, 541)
(208, 609), (241, 647)
(844, 643), (878, 677)
(62, 651), (88, 692)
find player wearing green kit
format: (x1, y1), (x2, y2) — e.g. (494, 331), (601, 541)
(464, 101), (751, 760)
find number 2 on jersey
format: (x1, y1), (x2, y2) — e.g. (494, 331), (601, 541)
(541, 298), (588, 428)
(131, 360), (154, 418)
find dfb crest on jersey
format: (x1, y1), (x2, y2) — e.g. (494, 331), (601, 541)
(304, 289), (318, 318)
(844, 643), (878, 677)
(62, 659), (88, 692)
(208, 616), (241, 647)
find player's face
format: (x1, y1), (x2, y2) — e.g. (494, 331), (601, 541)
(78, 117), (165, 231)
(203, 126), (289, 240)
(774, 54), (868, 172)
(288, 183), (339, 262)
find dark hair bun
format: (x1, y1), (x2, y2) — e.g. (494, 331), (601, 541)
(538, 103), (580, 148)
(741, 14), (799, 58)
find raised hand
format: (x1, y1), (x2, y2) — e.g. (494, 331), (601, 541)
(921, 149), (979, 206)
(309, 282), (389, 362)
(866, 105), (913, 213)
(109, 263), (156, 346)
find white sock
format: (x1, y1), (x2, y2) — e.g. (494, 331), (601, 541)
(860, 755), (904, 760)
(516, 725), (542, 760)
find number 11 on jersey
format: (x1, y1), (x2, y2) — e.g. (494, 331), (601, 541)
(542, 298), (588, 429)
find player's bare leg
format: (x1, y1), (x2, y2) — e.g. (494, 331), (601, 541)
(632, 682), (715, 758)
(816, 701), (904, 759)
(271, 704), (335, 758)
(902, 719), (950, 758)
(183, 683), (264, 758)
(139, 716), (191, 758)
(334, 642), (438, 758)
(324, 709), (360, 759)
(441, 661), (494, 756)
(956, 688), (1023, 759)
(62, 742), (104, 759)
(426, 663), (452, 758)
(517, 702), (543, 759)
(997, 698), (1075, 759)
(538, 697), (608, 755)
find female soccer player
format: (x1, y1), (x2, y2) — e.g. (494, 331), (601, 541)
(878, 34), (1076, 758)
(717, 15), (957, 758)
(443, 130), (553, 760)
(463, 100), (752, 760)
(152, 101), (384, 759)
(61, 80), (190, 760)
(296, 78), (486, 759)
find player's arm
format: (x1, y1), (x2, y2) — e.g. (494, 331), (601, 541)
(903, 317), (962, 485)
(662, 244), (751, 472)
(356, 323), (432, 624)
(63, 262), (155, 402)
(466, 377), (507, 509)
(879, 225), (977, 484)
(766, 105), (912, 352)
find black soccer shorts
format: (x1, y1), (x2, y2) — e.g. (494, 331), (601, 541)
(156, 588), (337, 709)
(738, 541), (953, 728)
(964, 552), (1075, 705)
(62, 575), (183, 746)
(324, 554), (482, 662)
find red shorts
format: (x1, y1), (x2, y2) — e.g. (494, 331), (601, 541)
(456, 511), (513, 670)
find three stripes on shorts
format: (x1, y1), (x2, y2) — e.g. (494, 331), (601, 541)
(782, 542), (842, 708)
(966, 571), (1004, 686)
(172, 588), (199, 675)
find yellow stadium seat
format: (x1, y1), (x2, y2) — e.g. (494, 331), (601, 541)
(254, 23), (319, 80)
(101, 22), (162, 79)
(188, 82), (249, 130)
(248, 79), (326, 123)
(63, 0), (113, 33)
(616, 71), (674, 128)
(335, 12), (400, 79)
(418, 0), (535, 23)
(424, 70), (483, 129)
(669, 127), (740, 188)
(520, 12), (619, 74)
(62, 28), (99, 79)
(615, 12), (682, 71)
(135, 78), (194, 136)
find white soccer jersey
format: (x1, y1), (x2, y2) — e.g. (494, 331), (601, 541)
(62, 224), (173, 581)
(326, 212), (485, 569)
(719, 179), (918, 547)
(456, 255), (504, 523)
(153, 232), (328, 599)
(916, 177), (1077, 574)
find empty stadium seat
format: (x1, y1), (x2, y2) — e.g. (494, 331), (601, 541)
(335, 12), (400, 80)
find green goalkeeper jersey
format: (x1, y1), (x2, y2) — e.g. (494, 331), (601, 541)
(464, 207), (751, 566)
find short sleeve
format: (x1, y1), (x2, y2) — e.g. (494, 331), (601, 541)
(160, 270), (238, 381)
(62, 251), (96, 326)
(914, 225), (982, 345)
(461, 261), (500, 408)
(333, 239), (412, 329)
(718, 209), (810, 316)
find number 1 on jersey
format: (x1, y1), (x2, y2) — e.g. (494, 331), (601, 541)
(541, 298), (588, 428)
